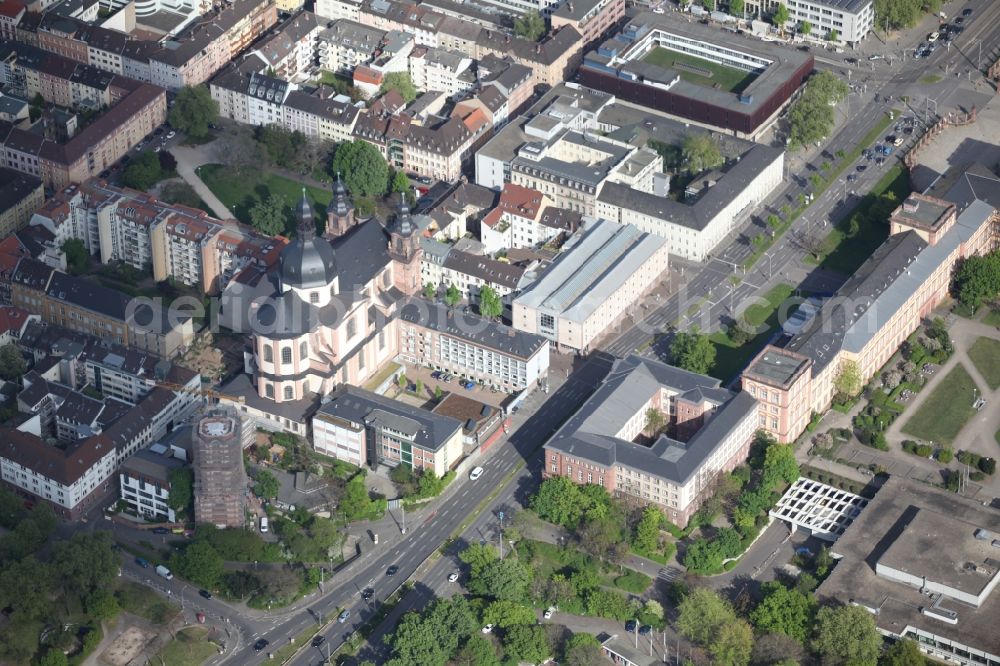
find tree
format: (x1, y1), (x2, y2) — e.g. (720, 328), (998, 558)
(62, 238), (90, 275)
(391, 170), (411, 194)
(159, 182), (204, 210)
(254, 470), (280, 500)
(800, 20), (812, 35)
(729, 0), (744, 16)
(681, 133), (723, 174)
(828, 28), (840, 41)
(644, 408), (666, 436)
(0, 345), (27, 382)
(453, 635), (501, 666)
(578, 513), (627, 564)
(632, 506), (662, 555)
(332, 140), (389, 198)
(953, 251), (1000, 312)
(586, 588), (631, 620)
(772, 3), (789, 29)
(669, 330), (716, 375)
(444, 284), (462, 308)
(788, 71), (849, 149)
(473, 558), (531, 601)
(564, 633), (603, 666)
(874, 0), (933, 30)
(762, 443), (799, 489)
(379, 72), (417, 104)
(390, 596), (478, 665)
(423, 282), (437, 300)
(482, 600), (536, 628)
(513, 10), (546, 41)
(34, 649), (68, 666)
(340, 476), (374, 521)
(812, 604), (882, 666)
(459, 542), (499, 578)
(122, 151), (163, 190)
(478, 285), (503, 320)
(677, 588), (737, 646)
(881, 638), (924, 666)
(504, 625), (550, 664)
(172, 541), (224, 588)
(158, 150), (177, 174)
(250, 195), (289, 237)
(752, 633), (805, 665)
(0, 557), (53, 619)
(531, 476), (583, 528)
(702, 0), (715, 10)
(168, 85), (219, 140)
(833, 360), (862, 399)
(166, 467), (194, 513)
(711, 619), (754, 666)
(750, 582), (815, 642)
(84, 587), (120, 621)
(52, 532), (118, 598)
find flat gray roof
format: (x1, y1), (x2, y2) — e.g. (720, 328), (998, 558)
(744, 348), (810, 388)
(514, 218), (665, 324)
(818, 476), (1000, 660)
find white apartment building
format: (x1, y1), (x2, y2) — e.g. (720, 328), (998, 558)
(746, 0), (874, 43)
(0, 428), (118, 519)
(597, 144), (785, 262)
(315, 0), (362, 21)
(118, 449), (184, 521)
(397, 299), (551, 393)
(317, 20), (386, 73)
(513, 218), (669, 353)
(408, 46), (475, 99)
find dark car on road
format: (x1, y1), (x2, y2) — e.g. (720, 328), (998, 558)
(198, 589), (212, 599)
(962, 8), (972, 16)
(253, 639), (269, 652)
(856, 164), (867, 172)
(361, 588), (374, 600)
(312, 635), (325, 647)
(152, 527), (170, 534)
(386, 565), (399, 576)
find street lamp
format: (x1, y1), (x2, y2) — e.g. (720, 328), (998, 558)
(498, 511), (505, 560)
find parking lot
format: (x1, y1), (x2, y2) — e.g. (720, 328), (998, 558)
(389, 363), (512, 410)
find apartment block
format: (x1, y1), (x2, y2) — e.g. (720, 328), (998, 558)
(550, 0), (625, 46)
(119, 448), (184, 521)
(0, 167), (43, 237)
(248, 9), (322, 81)
(397, 298), (550, 393)
(544, 355), (758, 527)
(745, 0), (874, 43)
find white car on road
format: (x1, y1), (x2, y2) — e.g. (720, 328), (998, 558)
(469, 466), (484, 481)
(448, 572), (459, 582)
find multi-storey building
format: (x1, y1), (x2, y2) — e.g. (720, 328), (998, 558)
(407, 45), (474, 99)
(0, 167), (43, 237)
(476, 25), (584, 88)
(10, 259), (195, 357)
(744, 0), (874, 44)
(397, 298), (550, 393)
(544, 354), (758, 527)
(0, 428), (117, 519)
(248, 9), (322, 81)
(31, 178), (286, 294)
(743, 166), (1000, 444)
(513, 217), (669, 353)
(193, 406), (250, 528)
(550, 0), (625, 46)
(316, 19), (386, 72)
(118, 448), (184, 522)
(312, 385), (464, 474)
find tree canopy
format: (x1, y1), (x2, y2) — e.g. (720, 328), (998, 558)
(772, 3), (790, 28)
(478, 285), (503, 320)
(0, 345), (27, 382)
(250, 195), (289, 237)
(388, 596), (478, 666)
(788, 71), (849, 150)
(681, 133), (724, 174)
(811, 604), (882, 666)
(504, 625), (550, 664)
(444, 283), (462, 307)
(168, 85), (219, 139)
(669, 330), (717, 375)
(122, 151), (167, 190)
(833, 360), (862, 399)
(167, 467), (193, 513)
(953, 250), (1000, 313)
(875, 0), (940, 29)
(254, 469), (280, 500)
(332, 140), (389, 198)
(513, 10), (546, 41)
(676, 588), (738, 646)
(380, 72), (418, 104)
(750, 582), (816, 642)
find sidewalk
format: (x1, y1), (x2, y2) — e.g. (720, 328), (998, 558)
(170, 142), (234, 221)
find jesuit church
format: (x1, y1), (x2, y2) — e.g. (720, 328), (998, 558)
(220, 178), (422, 404)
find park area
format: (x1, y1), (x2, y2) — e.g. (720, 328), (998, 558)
(709, 283), (796, 382)
(967, 336), (1000, 389)
(642, 47), (757, 93)
(901, 363), (978, 446)
(154, 626), (219, 666)
(197, 163), (332, 228)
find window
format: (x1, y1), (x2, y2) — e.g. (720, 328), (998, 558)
(300, 341), (308, 360)
(281, 347), (292, 364)
(284, 386), (294, 400)
(263, 345), (273, 362)
(347, 317), (357, 339)
(265, 384), (274, 398)
(310, 291), (319, 303)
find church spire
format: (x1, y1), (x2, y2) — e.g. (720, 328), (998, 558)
(295, 188), (315, 241)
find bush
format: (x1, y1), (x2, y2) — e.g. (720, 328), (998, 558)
(936, 448), (953, 464)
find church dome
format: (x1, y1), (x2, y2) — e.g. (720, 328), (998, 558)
(279, 190), (338, 289)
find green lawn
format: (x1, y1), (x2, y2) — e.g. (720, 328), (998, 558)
(967, 337), (1000, 389)
(902, 364), (978, 446)
(642, 47), (757, 93)
(614, 570), (652, 594)
(156, 627), (218, 666)
(197, 164), (332, 232)
(982, 308), (1000, 327)
(919, 74), (942, 84)
(708, 283), (795, 383)
(804, 165), (909, 275)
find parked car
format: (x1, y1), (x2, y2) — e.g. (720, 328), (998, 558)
(469, 466), (484, 481)
(463, 381), (475, 390)
(253, 639), (269, 652)
(927, 31), (939, 42)
(962, 8), (972, 16)
(625, 620), (638, 633)
(135, 557), (150, 568)
(431, 371), (441, 379)
(199, 589), (212, 599)
(893, 136), (904, 146)
(543, 607), (555, 619)
(639, 625), (652, 636)
(417, 176), (432, 185)
(856, 164), (867, 172)
(166, 130), (176, 139)
(152, 527), (170, 534)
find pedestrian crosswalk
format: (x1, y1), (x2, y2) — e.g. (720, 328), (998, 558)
(657, 567), (681, 583)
